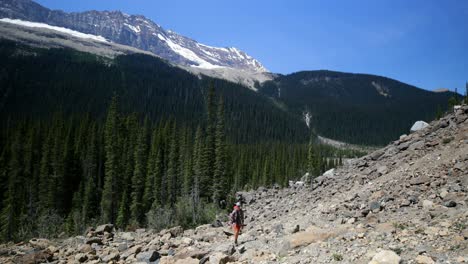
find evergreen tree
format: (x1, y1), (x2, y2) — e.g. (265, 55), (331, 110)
(0, 130), (24, 241)
(101, 95), (120, 224)
(130, 119), (149, 226)
(167, 123), (180, 206)
(213, 97), (227, 204)
(143, 128), (159, 212)
(82, 124), (98, 222)
(200, 83), (216, 200)
(116, 190), (129, 229)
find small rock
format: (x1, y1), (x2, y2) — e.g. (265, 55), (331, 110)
(439, 190), (448, 198)
(368, 250), (401, 264)
(175, 258), (199, 264)
(415, 255), (435, 264)
(443, 201), (457, 208)
(101, 252), (120, 262)
(422, 200), (433, 209)
(238, 245), (246, 254)
(377, 166), (388, 175)
(75, 253), (88, 262)
(120, 232), (135, 241)
(410, 176), (430, 185)
(78, 244), (94, 253)
(291, 225), (300, 234)
(369, 201), (382, 212)
(85, 237), (103, 245)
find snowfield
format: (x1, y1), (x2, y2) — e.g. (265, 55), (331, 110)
(0, 18), (108, 42)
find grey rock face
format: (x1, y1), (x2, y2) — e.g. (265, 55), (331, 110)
(0, 0), (267, 73)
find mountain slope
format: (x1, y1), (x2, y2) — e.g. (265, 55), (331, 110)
(0, 0), (267, 73)
(259, 70), (460, 145)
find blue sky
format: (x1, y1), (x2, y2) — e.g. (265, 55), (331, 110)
(36, 0), (467, 93)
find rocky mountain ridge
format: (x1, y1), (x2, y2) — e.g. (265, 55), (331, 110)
(0, 0), (267, 73)
(1, 105), (466, 263)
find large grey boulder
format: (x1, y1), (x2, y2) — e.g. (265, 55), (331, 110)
(410, 121), (429, 132)
(369, 250), (401, 264)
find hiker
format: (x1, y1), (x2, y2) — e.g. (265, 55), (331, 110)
(230, 202), (244, 245)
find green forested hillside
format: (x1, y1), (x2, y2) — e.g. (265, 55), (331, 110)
(259, 70), (459, 145)
(0, 40), (308, 144)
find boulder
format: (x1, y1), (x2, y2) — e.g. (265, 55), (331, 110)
(29, 238), (51, 249)
(323, 168), (335, 177)
(169, 226), (184, 237)
(136, 250), (160, 262)
(209, 252), (232, 264)
(410, 121), (429, 132)
(20, 250), (53, 264)
(95, 224), (113, 234)
(369, 250), (401, 264)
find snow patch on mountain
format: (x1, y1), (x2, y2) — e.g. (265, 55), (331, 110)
(372, 81), (391, 98)
(0, 18), (108, 43)
(124, 23), (140, 33)
(157, 33), (222, 69)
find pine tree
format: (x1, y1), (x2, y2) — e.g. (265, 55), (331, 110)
(213, 97), (227, 203)
(200, 82), (216, 200)
(143, 128), (159, 212)
(101, 95), (120, 224)
(116, 190), (129, 229)
(0, 129), (24, 241)
(191, 126), (203, 220)
(167, 123), (180, 206)
(82, 124), (98, 222)
(38, 130), (53, 212)
(130, 119), (149, 225)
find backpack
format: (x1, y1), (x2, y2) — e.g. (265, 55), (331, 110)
(230, 209), (242, 225)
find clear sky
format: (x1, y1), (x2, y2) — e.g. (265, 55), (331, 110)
(36, 0), (467, 93)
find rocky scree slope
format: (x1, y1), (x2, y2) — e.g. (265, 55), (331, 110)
(1, 106), (467, 263)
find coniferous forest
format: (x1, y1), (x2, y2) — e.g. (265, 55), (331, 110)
(0, 88), (358, 242)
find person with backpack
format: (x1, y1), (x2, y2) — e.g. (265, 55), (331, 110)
(230, 202), (244, 245)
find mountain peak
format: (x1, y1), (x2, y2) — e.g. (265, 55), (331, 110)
(0, 0), (268, 73)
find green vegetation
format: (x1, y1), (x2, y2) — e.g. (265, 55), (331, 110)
(332, 253), (343, 261)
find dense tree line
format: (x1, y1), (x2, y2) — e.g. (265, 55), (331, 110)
(0, 91), (359, 242)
